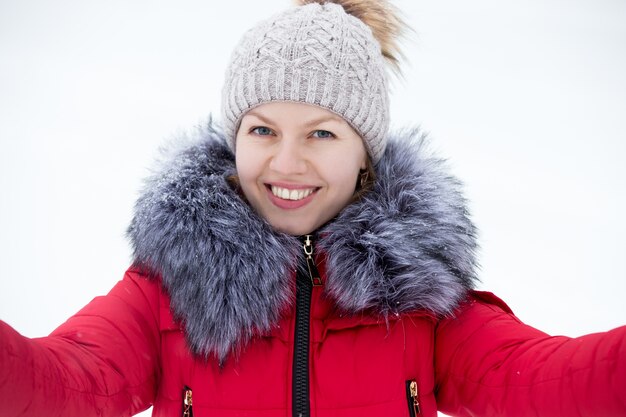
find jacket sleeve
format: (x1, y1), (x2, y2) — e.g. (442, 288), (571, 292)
(434, 291), (626, 417)
(0, 269), (162, 417)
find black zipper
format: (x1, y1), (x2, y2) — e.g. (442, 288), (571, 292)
(292, 234), (321, 417)
(182, 386), (193, 417)
(405, 379), (421, 417)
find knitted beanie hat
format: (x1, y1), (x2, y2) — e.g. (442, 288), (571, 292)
(221, 1), (390, 163)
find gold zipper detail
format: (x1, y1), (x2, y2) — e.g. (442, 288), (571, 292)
(183, 387), (193, 417)
(303, 234), (322, 286)
(409, 380), (421, 416)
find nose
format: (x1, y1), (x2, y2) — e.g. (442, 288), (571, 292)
(269, 138), (307, 175)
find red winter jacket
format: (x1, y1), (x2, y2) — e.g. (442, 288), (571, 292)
(1, 268), (625, 417)
(1, 131), (625, 416)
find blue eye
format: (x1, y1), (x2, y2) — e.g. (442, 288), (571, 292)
(251, 126), (274, 136)
(312, 130), (335, 139)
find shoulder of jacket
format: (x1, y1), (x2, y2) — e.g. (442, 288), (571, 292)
(467, 290), (514, 315)
(123, 266), (180, 331)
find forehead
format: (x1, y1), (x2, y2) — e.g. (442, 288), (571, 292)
(242, 102), (348, 126)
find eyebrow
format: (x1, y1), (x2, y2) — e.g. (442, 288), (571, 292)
(244, 109), (344, 127)
(243, 111), (273, 125)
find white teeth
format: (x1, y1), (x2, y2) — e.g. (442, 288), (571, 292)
(271, 185), (315, 201)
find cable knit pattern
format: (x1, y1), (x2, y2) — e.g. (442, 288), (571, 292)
(221, 2), (389, 162)
(127, 122), (478, 360)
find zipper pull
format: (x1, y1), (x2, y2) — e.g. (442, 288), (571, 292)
(409, 380), (421, 416)
(303, 234), (322, 286)
(182, 386), (193, 417)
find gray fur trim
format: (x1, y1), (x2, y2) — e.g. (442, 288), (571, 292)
(318, 129), (477, 317)
(127, 123), (300, 361)
(127, 122), (478, 360)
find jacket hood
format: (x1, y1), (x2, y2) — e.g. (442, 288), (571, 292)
(127, 122), (478, 360)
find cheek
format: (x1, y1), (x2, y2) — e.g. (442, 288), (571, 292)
(236, 137), (260, 171)
(320, 157), (361, 197)
(235, 144), (263, 194)
(322, 147), (365, 183)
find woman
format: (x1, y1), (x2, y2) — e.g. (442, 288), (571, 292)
(1, 1), (624, 416)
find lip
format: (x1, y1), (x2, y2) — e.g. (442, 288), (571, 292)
(265, 183), (319, 210)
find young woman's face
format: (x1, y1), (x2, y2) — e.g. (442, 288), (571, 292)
(235, 102), (368, 235)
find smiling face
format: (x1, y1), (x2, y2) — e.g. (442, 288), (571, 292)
(235, 102), (368, 235)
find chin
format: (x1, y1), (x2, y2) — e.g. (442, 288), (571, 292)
(270, 218), (318, 236)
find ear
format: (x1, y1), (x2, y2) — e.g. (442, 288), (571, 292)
(360, 154), (368, 170)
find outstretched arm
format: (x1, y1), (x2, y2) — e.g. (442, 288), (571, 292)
(435, 291), (626, 417)
(0, 269), (161, 417)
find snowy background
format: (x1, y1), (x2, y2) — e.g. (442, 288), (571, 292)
(1, 1), (625, 416)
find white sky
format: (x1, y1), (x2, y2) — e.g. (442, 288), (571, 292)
(1, 1), (625, 416)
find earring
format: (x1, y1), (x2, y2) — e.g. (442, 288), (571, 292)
(359, 169), (369, 188)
